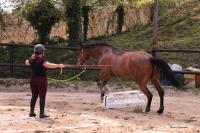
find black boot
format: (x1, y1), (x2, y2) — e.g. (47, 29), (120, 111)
(40, 97), (49, 118)
(29, 98), (37, 117)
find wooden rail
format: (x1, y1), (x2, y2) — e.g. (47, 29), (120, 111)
(173, 70), (200, 75)
(151, 48), (200, 57)
(0, 43), (79, 51)
(1, 44), (200, 86)
(152, 49), (200, 53)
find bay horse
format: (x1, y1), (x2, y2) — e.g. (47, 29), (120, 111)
(76, 43), (180, 114)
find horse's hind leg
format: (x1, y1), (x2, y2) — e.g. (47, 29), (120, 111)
(152, 79), (164, 114)
(138, 84), (153, 112)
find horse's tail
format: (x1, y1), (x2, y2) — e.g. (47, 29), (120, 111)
(150, 58), (181, 88)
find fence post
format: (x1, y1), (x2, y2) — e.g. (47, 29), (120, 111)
(9, 45), (14, 76)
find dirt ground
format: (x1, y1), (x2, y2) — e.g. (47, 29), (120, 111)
(0, 82), (200, 133)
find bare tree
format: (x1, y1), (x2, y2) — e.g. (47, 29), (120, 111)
(152, 0), (159, 47)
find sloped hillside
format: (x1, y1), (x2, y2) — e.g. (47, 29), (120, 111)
(106, 0), (200, 50)
(158, 1), (200, 48)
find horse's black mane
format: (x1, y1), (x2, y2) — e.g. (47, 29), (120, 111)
(83, 42), (125, 55)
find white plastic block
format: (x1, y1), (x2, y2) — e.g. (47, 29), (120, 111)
(103, 90), (145, 108)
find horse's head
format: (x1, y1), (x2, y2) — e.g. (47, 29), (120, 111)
(77, 43), (109, 65)
(76, 47), (89, 65)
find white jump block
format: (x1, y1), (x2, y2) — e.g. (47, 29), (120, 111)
(103, 90), (145, 108)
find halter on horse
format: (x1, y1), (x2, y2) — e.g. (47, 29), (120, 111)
(77, 42), (180, 114)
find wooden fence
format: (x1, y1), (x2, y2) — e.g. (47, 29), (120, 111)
(152, 48), (200, 69)
(1, 43), (200, 82)
(0, 43), (100, 79)
(0, 43), (78, 75)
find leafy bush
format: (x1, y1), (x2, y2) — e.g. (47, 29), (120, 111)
(24, 0), (62, 44)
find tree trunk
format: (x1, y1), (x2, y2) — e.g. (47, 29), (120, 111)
(135, 8), (142, 31)
(0, 10), (5, 39)
(116, 5), (125, 34)
(82, 6), (90, 41)
(62, 0), (83, 47)
(152, 0), (159, 47)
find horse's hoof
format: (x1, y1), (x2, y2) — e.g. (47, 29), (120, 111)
(157, 108), (164, 114)
(145, 107), (150, 112)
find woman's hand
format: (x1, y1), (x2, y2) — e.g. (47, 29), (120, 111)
(25, 60), (30, 66)
(25, 54), (37, 65)
(58, 64), (66, 68)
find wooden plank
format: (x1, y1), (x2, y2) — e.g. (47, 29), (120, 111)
(152, 49), (200, 53)
(173, 71), (200, 74)
(0, 43), (79, 51)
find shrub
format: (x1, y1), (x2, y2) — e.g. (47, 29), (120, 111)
(24, 0), (62, 44)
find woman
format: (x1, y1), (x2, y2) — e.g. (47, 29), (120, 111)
(25, 44), (65, 118)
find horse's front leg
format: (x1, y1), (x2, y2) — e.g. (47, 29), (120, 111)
(96, 80), (108, 102)
(96, 70), (110, 102)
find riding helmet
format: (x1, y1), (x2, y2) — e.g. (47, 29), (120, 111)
(34, 44), (46, 54)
